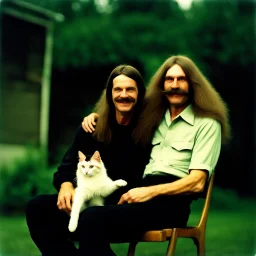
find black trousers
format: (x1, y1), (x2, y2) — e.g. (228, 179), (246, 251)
(26, 175), (193, 256)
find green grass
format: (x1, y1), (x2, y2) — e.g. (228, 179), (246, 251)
(0, 200), (255, 256)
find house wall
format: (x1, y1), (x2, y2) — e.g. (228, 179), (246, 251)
(0, 12), (47, 165)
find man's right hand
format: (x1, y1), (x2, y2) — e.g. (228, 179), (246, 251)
(57, 182), (75, 215)
(81, 113), (99, 133)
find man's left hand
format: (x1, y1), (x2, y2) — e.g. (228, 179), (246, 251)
(118, 187), (155, 204)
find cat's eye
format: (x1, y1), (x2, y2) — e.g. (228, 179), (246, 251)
(81, 165), (85, 168)
(89, 165), (93, 168)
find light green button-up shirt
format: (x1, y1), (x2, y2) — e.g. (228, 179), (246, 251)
(144, 104), (221, 178)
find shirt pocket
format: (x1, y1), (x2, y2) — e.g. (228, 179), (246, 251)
(168, 141), (193, 163)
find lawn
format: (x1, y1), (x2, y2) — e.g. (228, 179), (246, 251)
(0, 198), (255, 256)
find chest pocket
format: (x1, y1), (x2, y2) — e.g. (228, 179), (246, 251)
(168, 141), (193, 163)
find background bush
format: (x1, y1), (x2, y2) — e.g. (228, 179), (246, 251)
(0, 147), (56, 214)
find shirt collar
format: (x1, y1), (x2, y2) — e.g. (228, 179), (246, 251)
(165, 104), (195, 126)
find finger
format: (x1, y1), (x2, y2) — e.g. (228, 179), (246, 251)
(81, 121), (89, 132)
(117, 194), (127, 205)
(89, 116), (97, 126)
(87, 123), (94, 133)
(65, 197), (72, 212)
(57, 200), (61, 210)
(57, 198), (64, 210)
(87, 120), (95, 132)
(59, 196), (67, 210)
(117, 198), (124, 205)
(88, 124), (95, 132)
(57, 197), (70, 214)
(84, 120), (93, 133)
(57, 194), (63, 209)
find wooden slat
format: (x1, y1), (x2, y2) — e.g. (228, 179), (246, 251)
(140, 230), (167, 242)
(163, 228), (173, 238)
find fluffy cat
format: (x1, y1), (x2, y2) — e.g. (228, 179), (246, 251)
(68, 150), (127, 232)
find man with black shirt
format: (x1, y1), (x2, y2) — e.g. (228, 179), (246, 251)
(26, 64), (151, 256)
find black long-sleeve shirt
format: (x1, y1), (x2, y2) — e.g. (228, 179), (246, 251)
(53, 122), (151, 203)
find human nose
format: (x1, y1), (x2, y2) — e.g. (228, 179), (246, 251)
(171, 78), (179, 88)
(120, 89), (128, 97)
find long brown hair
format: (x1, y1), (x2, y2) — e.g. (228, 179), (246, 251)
(133, 55), (231, 145)
(92, 64), (145, 143)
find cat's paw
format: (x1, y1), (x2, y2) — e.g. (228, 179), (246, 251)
(115, 179), (127, 187)
(68, 222), (78, 232)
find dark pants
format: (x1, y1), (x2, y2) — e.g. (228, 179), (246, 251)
(26, 175), (193, 256)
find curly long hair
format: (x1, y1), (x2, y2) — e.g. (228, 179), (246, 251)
(92, 64), (145, 143)
(133, 55), (231, 145)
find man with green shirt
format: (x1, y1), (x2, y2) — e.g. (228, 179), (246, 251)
(142, 105), (221, 180)
(81, 55), (231, 255)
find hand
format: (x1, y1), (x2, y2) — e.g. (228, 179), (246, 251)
(57, 182), (75, 215)
(81, 113), (99, 133)
(118, 187), (155, 204)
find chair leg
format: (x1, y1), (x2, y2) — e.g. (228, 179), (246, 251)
(193, 236), (205, 256)
(166, 228), (178, 256)
(197, 235), (206, 256)
(127, 242), (138, 256)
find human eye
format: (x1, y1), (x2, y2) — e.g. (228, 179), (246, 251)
(178, 76), (187, 82)
(127, 87), (136, 92)
(165, 76), (174, 82)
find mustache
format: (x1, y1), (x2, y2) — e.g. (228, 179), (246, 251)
(115, 97), (135, 103)
(162, 88), (189, 96)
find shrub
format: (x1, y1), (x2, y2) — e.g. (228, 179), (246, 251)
(0, 147), (56, 215)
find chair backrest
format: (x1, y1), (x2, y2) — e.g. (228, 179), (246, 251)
(197, 172), (215, 229)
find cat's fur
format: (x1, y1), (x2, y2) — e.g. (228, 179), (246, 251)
(68, 150), (127, 232)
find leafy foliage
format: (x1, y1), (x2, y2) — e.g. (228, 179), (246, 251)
(23, 0), (255, 80)
(0, 147), (55, 214)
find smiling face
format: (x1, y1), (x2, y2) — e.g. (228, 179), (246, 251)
(112, 74), (139, 122)
(164, 64), (190, 111)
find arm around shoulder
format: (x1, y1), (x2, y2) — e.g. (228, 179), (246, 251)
(82, 113), (99, 133)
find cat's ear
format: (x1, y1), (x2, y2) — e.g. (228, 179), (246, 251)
(78, 151), (86, 162)
(91, 150), (101, 162)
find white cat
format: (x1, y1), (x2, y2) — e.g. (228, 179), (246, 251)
(68, 150), (127, 232)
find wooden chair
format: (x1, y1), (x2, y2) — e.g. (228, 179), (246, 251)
(126, 173), (215, 256)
